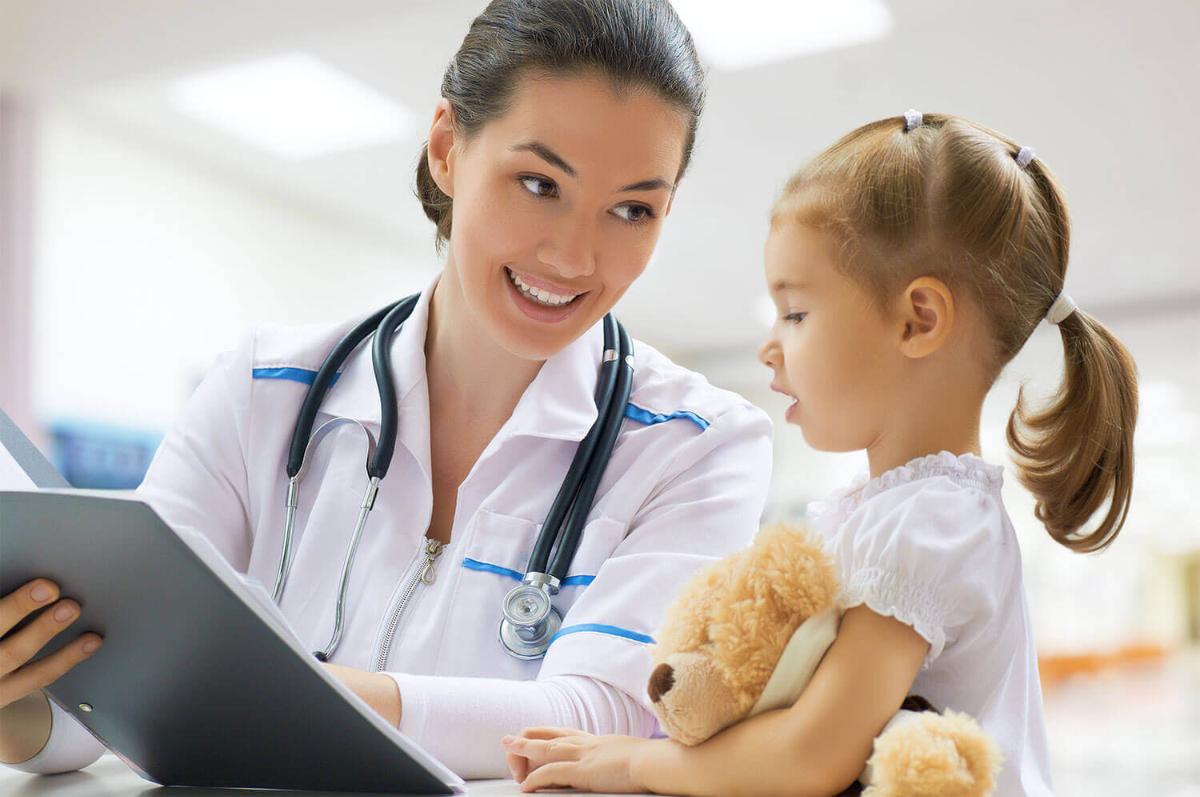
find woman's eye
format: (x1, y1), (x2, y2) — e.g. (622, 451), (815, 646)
(612, 204), (654, 224)
(784, 312), (808, 323)
(519, 176), (558, 198)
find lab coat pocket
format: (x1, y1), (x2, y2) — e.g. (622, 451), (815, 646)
(439, 509), (540, 678)
(438, 510), (626, 675)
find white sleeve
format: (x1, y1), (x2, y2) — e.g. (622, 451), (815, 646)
(2, 697), (105, 775)
(136, 334), (255, 572)
(384, 673), (656, 779)
(825, 479), (1013, 668)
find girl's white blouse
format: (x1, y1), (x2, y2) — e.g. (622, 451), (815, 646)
(809, 452), (1055, 797)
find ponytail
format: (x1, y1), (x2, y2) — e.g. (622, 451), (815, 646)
(1006, 311), (1138, 552)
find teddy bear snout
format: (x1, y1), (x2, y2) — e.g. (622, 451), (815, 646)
(648, 662), (675, 703)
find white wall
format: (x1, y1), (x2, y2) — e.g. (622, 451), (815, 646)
(31, 104), (439, 430)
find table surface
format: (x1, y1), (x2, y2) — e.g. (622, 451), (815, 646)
(0, 753), (643, 797)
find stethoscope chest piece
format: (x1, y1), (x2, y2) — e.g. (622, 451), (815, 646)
(498, 575), (563, 660)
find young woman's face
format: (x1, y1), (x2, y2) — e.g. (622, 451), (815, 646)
(437, 72), (689, 360)
(757, 222), (901, 452)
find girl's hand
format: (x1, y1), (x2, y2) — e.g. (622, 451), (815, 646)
(502, 727), (659, 793)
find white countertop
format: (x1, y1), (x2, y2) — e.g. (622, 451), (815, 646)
(0, 753), (645, 797)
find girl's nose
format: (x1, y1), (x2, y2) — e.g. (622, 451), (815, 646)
(757, 336), (779, 368)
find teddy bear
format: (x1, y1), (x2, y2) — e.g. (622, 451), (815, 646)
(646, 523), (1002, 797)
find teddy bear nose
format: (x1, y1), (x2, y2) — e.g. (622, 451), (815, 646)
(648, 663), (675, 703)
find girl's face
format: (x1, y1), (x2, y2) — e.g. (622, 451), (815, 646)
(435, 71), (689, 361)
(758, 222), (902, 452)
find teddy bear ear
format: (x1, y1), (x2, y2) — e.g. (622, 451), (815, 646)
(744, 523), (840, 615)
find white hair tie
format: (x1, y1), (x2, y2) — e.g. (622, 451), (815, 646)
(1046, 292), (1078, 325)
(903, 109), (923, 132)
(1015, 146), (1037, 169)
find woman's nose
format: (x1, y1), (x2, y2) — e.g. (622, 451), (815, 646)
(539, 218), (596, 279)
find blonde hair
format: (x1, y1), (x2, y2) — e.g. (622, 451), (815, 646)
(773, 113), (1138, 553)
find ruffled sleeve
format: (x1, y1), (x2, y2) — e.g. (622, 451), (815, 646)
(812, 462), (1015, 669)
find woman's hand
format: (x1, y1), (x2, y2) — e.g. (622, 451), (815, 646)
(0, 579), (102, 710)
(502, 726), (662, 793)
(320, 662), (402, 728)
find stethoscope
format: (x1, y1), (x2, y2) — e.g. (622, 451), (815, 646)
(271, 293), (633, 662)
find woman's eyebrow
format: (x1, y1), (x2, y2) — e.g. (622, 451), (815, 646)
(618, 177), (674, 193)
(511, 141), (576, 177)
(510, 141), (673, 193)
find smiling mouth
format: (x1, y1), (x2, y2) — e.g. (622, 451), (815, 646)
(505, 267), (585, 307)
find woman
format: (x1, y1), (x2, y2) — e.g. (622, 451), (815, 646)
(0, 0), (771, 779)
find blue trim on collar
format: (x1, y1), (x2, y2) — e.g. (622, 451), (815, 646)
(624, 402), (709, 431)
(550, 623), (655, 646)
(462, 558), (594, 587)
(252, 367), (340, 387)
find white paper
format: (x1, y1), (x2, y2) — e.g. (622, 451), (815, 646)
(0, 445), (37, 489)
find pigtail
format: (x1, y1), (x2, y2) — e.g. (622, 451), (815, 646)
(1007, 311), (1138, 552)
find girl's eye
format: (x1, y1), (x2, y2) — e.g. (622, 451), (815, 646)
(784, 312), (808, 324)
(519, 176), (558, 198)
(612, 204), (655, 225)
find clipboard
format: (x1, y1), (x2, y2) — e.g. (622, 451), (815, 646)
(0, 411), (463, 794)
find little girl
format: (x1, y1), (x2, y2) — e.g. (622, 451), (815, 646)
(501, 111), (1138, 796)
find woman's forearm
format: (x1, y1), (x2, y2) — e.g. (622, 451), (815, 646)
(0, 690), (52, 765)
(634, 707), (858, 797)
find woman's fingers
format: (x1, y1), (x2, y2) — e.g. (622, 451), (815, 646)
(519, 761), (579, 793)
(0, 580), (102, 710)
(0, 580), (59, 638)
(0, 633), (101, 709)
(0, 598), (81, 676)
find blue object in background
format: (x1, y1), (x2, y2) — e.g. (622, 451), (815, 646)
(49, 419), (163, 489)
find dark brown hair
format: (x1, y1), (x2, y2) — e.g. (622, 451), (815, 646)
(415, 0), (706, 250)
(774, 113), (1138, 553)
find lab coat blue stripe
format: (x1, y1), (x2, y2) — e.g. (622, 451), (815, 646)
(251, 367), (341, 386)
(461, 558), (523, 582)
(550, 623), (655, 646)
(461, 558), (595, 587)
(624, 403), (709, 431)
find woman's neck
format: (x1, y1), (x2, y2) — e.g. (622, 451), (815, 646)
(424, 262), (543, 422)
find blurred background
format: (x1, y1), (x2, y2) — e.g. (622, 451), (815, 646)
(1, 1), (1196, 792)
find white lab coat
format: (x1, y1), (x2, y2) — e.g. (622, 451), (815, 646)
(11, 274), (772, 776)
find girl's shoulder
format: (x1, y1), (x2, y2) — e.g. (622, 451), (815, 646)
(808, 451), (1011, 555)
(808, 452), (1022, 666)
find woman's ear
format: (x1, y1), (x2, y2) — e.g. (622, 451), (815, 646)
(896, 277), (955, 359)
(426, 98), (457, 198)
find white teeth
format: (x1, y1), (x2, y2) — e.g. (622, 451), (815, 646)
(507, 269), (580, 307)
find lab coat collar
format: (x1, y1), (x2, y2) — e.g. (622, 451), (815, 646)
(320, 273), (437, 427)
(318, 271), (605, 447)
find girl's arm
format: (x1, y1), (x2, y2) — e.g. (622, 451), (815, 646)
(507, 605), (929, 796)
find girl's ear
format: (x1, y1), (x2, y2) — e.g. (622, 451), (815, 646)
(896, 277), (955, 359)
(427, 98), (458, 198)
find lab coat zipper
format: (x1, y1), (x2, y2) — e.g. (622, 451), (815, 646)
(373, 537), (444, 672)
